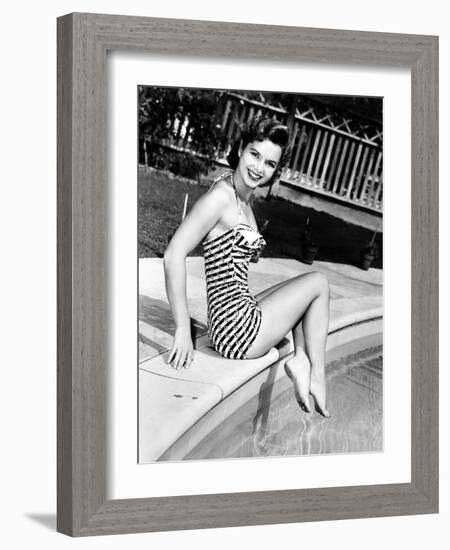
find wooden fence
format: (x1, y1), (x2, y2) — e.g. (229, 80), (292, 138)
(219, 93), (383, 212)
(141, 91), (383, 213)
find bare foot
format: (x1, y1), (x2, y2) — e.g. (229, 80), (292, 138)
(285, 355), (312, 413)
(309, 369), (330, 418)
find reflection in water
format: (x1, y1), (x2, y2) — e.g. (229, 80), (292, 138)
(186, 345), (382, 459)
(251, 362), (279, 437)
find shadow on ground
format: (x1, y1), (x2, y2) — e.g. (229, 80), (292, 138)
(25, 513), (56, 531)
(139, 168), (383, 269)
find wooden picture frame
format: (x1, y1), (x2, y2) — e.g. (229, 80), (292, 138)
(57, 12), (438, 536)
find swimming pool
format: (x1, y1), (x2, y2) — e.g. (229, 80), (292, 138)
(161, 330), (383, 461)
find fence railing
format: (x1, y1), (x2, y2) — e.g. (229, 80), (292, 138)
(141, 91), (383, 213)
(219, 93), (383, 212)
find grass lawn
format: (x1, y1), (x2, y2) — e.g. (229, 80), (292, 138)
(138, 166), (383, 269)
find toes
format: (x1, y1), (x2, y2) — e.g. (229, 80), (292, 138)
(319, 407), (331, 418)
(310, 391), (330, 418)
(303, 396), (312, 413)
(302, 402), (312, 413)
(297, 394), (312, 413)
(315, 401), (330, 418)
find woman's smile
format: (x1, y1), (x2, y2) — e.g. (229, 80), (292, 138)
(247, 167), (263, 182)
(236, 139), (282, 190)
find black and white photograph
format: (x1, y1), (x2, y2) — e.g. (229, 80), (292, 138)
(3, 0), (442, 543)
(138, 86), (384, 463)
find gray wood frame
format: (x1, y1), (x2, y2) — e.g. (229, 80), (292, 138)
(57, 12), (439, 536)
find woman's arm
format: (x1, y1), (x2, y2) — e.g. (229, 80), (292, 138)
(163, 185), (230, 369)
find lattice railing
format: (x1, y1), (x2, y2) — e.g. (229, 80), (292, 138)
(219, 93), (383, 212)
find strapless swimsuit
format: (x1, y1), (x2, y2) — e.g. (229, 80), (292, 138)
(203, 172), (266, 359)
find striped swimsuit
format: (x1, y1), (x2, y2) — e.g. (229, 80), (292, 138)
(203, 173), (266, 359)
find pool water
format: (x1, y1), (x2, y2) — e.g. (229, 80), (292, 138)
(185, 342), (383, 460)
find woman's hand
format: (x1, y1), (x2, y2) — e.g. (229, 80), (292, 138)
(167, 326), (194, 370)
(250, 249), (262, 263)
(250, 241), (265, 263)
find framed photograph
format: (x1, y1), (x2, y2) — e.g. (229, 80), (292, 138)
(137, 85), (384, 464)
(57, 13), (438, 536)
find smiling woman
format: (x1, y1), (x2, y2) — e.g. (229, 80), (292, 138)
(227, 117), (291, 191)
(163, 116), (331, 417)
(238, 141), (280, 186)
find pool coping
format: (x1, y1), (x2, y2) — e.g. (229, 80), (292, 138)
(160, 318), (383, 461)
(139, 300), (383, 463)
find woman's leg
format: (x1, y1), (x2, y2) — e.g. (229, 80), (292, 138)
(246, 271), (330, 416)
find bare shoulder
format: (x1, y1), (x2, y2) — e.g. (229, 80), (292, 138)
(197, 172), (236, 214)
(197, 181), (233, 216)
(206, 177), (235, 203)
(201, 174), (238, 238)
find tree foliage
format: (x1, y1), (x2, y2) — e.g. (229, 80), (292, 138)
(139, 87), (226, 179)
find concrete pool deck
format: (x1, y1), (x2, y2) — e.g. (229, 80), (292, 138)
(139, 257), (383, 462)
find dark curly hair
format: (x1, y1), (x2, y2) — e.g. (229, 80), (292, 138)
(226, 116), (292, 186)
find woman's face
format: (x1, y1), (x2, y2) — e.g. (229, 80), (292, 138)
(237, 139), (282, 189)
